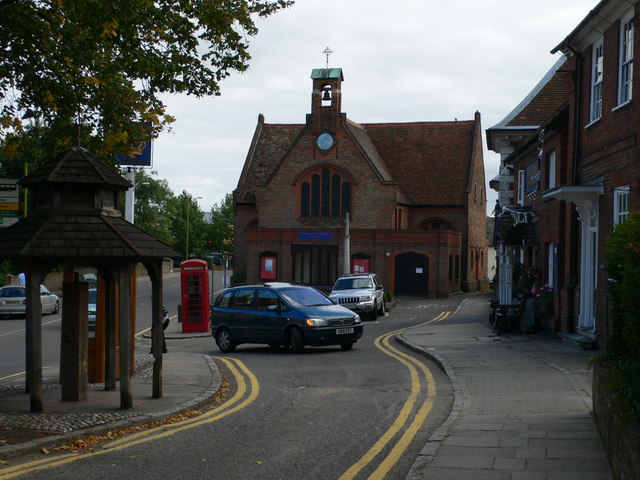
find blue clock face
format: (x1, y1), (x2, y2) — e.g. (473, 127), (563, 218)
(316, 133), (335, 151)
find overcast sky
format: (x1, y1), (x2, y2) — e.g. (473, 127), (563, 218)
(149, 0), (594, 215)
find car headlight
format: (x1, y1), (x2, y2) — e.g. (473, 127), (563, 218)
(353, 315), (361, 324)
(306, 318), (328, 327)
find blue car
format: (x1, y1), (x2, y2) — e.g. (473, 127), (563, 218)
(211, 282), (363, 354)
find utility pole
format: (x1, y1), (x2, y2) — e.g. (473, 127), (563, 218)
(344, 212), (351, 275)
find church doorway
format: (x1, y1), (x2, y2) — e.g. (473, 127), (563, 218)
(395, 252), (429, 296)
(292, 245), (338, 288)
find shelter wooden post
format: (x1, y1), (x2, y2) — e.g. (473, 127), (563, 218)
(60, 281), (88, 401)
(147, 260), (164, 398)
(24, 267), (43, 412)
(117, 263), (135, 409)
(104, 275), (117, 391)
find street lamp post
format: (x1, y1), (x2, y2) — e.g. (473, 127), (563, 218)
(185, 196), (202, 259)
(123, 167), (149, 224)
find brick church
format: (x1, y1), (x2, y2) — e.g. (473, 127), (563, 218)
(233, 67), (488, 296)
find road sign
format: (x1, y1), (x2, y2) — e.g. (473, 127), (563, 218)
(0, 179), (19, 197)
(0, 179), (19, 227)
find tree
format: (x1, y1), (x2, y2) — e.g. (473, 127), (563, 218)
(169, 191), (207, 259)
(604, 211), (640, 421)
(0, 0), (293, 161)
(207, 193), (234, 256)
(132, 168), (175, 244)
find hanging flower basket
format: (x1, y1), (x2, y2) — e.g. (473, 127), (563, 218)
(532, 284), (553, 319)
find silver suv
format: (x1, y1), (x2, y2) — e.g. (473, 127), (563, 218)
(329, 273), (385, 320)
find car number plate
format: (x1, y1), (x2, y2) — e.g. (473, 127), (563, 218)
(6, 300), (19, 305)
(336, 327), (354, 335)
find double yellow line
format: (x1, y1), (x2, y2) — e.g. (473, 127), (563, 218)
(0, 357), (258, 479)
(340, 311), (451, 480)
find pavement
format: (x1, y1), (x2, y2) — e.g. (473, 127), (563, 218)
(0, 294), (613, 479)
(398, 294), (612, 480)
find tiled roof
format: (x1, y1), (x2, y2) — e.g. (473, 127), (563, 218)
(238, 122), (305, 190)
(489, 56), (570, 131)
(19, 146), (131, 188)
(0, 214), (177, 259)
(362, 120), (476, 205)
(238, 116), (478, 206)
(310, 68), (343, 80)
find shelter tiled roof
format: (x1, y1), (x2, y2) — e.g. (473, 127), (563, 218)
(0, 214), (177, 259)
(0, 146), (178, 262)
(19, 147), (131, 188)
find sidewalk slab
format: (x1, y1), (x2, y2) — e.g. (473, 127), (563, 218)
(399, 294), (613, 480)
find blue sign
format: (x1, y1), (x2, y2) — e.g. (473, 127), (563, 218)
(116, 138), (153, 167)
(298, 232), (333, 240)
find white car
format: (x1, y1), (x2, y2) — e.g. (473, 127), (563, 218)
(0, 284), (60, 317)
(329, 273), (386, 320)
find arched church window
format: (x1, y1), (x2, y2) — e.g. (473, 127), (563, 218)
(300, 167), (351, 218)
(420, 218), (453, 230)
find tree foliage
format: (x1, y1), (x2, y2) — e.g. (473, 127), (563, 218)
(169, 191), (207, 259)
(604, 211), (640, 421)
(207, 193), (234, 256)
(0, 0), (292, 160)
(132, 168), (174, 244)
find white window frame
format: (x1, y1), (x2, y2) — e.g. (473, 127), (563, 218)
(517, 169), (525, 205)
(590, 38), (604, 123)
(618, 11), (634, 106)
(547, 150), (556, 189)
(614, 186), (630, 227)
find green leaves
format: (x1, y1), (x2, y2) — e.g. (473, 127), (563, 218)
(0, 0), (292, 159)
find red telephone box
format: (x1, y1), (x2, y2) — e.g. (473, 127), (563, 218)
(180, 259), (210, 333)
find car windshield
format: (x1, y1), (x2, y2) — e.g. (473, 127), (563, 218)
(0, 287), (25, 298)
(279, 288), (333, 307)
(333, 278), (372, 290)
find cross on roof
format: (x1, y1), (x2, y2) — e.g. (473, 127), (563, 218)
(323, 46), (333, 68)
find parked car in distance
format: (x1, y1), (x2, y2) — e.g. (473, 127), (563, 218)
(0, 284), (60, 318)
(211, 282), (363, 354)
(329, 273), (385, 320)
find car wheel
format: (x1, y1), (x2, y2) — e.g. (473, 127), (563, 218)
(377, 298), (386, 316)
(52, 300), (60, 315)
(368, 303), (378, 321)
(340, 343), (353, 351)
(289, 328), (305, 354)
(215, 328), (236, 353)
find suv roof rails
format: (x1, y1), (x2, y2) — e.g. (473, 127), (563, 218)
(337, 273), (375, 277)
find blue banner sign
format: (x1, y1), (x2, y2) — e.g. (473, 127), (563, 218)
(298, 231), (333, 240)
(116, 138), (153, 167)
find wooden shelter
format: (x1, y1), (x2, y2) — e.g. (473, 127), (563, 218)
(0, 146), (178, 412)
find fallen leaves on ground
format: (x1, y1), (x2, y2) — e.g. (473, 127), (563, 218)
(48, 375), (231, 454)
